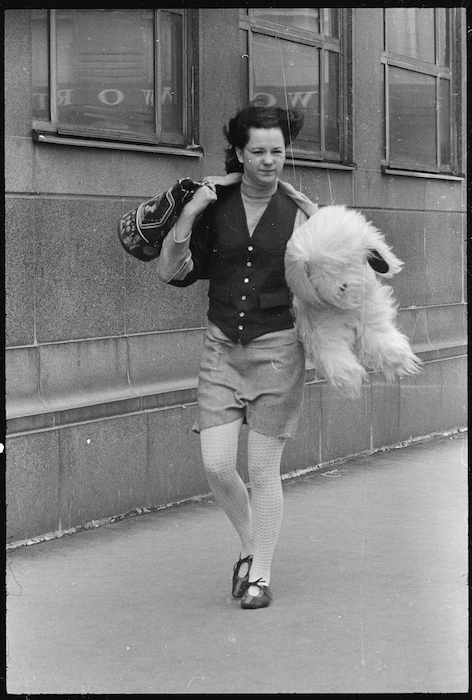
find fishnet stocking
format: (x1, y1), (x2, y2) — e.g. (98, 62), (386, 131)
(247, 429), (286, 587)
(200, 421), (286, 588)
(200, 419), (254, 555)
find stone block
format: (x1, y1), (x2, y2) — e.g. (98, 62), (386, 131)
(117, 150), (202, 199)
(352, 10), (384, 169)
(398, 360), (442, 441)
(58, 415), (148, 530)
(320, 382), (372, 462)
(364, 209), (428, 309)
(33, 143), (124, 197)
(423, 212), (464, 305)
(439, 356), (467, 431)
(424, 178), (465, 212)
(4, 10), (32, 138)
(396, 308), (429, 354)
(282, 380), (322, 474)
(124, 260), (207, 335)
(297, 167), (353, 207)
(33, 198), (126, 342)
(199, 8), (240, 160)
(38, 336), (131, 411)
(6, 431), (61, 543)
(145, 404), (208, 506)
(371, 375), (400, 449)
(353, 169), (426, 211)
(5, 138), (34, 193)
(5, 198), (35, 346)
(5, 346), (45, 420)
(426, 304), (467, 350)
(127, 329), (202, 395)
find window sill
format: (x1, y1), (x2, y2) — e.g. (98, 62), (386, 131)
(381, 165), (464, 181)
(33, 130), (204, 157)
(288, 159), (356, 171)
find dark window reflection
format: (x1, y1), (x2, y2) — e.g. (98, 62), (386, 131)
(51, 9), (184, 141)
(323, 9), (339, 38)
(387, 8), (435, 63)
(389, 66), (436, 168)
(252, 9), (320, 34)
(324, 50), (339, 153)
(437, 8), (450, 67)
(56, 10), (155, 135)
(252, 33), (321, 152)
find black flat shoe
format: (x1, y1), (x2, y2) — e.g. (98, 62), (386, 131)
(240, 579), (273, 609)
(232, 554), (253, 599)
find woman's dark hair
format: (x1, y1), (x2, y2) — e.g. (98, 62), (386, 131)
(223, 101), (305, 174)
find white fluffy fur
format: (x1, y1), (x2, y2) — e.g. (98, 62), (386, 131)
(285, 205), (421, 397)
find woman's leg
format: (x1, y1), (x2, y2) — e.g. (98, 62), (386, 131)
(246, 429), (286, 590)
(200, 418), (254, 559)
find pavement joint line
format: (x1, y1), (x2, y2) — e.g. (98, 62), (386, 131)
(6, 426), (467, 553)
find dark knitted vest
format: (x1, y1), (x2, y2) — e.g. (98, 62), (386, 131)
(207, 184), (299, 344)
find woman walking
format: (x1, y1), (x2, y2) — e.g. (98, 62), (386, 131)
(156, 103), (317, 608)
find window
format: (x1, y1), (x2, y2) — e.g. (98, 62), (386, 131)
(239, 9), (352, 164)
(382, 8), (460, 174)
(32, 9), (198, 148)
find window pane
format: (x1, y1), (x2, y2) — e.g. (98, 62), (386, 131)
(323, 9), (338, 38)
(56, 10), (155, 136)
(389, 66), (436, 168)
(32, 10), (49, 120)
(251, 9), (319, 34)
(160, 11), (184, 140)
(387, 8), (435, 63)
(252, 33), (320, 152)
(438, 78), (451, 165)
(437, 8), (450, 67)
(324, 51), (339, 152)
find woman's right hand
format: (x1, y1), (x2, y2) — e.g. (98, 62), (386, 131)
(182, 182), (218, 219)
(173, 183), (217, 242)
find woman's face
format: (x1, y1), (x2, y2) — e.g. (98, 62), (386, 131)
(236, 127), (286, 188)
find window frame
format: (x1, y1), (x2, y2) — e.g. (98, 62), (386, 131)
(239, 8), (353, 167)
(32, 8), (200, 152)
(381, 7), (461, 176)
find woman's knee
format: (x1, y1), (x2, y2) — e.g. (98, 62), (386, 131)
(202, 456), (236, 482)
(248, 460), (282, 492)
(200, 420), (242, 478)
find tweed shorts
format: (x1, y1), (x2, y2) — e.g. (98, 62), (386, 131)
(193, 321), (306, 439)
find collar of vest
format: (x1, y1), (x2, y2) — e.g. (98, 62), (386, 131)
(214, 175), (318, 219)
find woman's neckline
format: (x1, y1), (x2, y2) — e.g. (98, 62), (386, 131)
(240, 175), (278, 199)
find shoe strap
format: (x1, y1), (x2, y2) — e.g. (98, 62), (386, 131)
(233, 554), (253, 574)
(247, 578), (264, 589)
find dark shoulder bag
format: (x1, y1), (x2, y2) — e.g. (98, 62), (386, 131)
(118, 178), (204, 262)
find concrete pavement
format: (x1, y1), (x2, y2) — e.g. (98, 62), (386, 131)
(6, 431), (468, 694)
